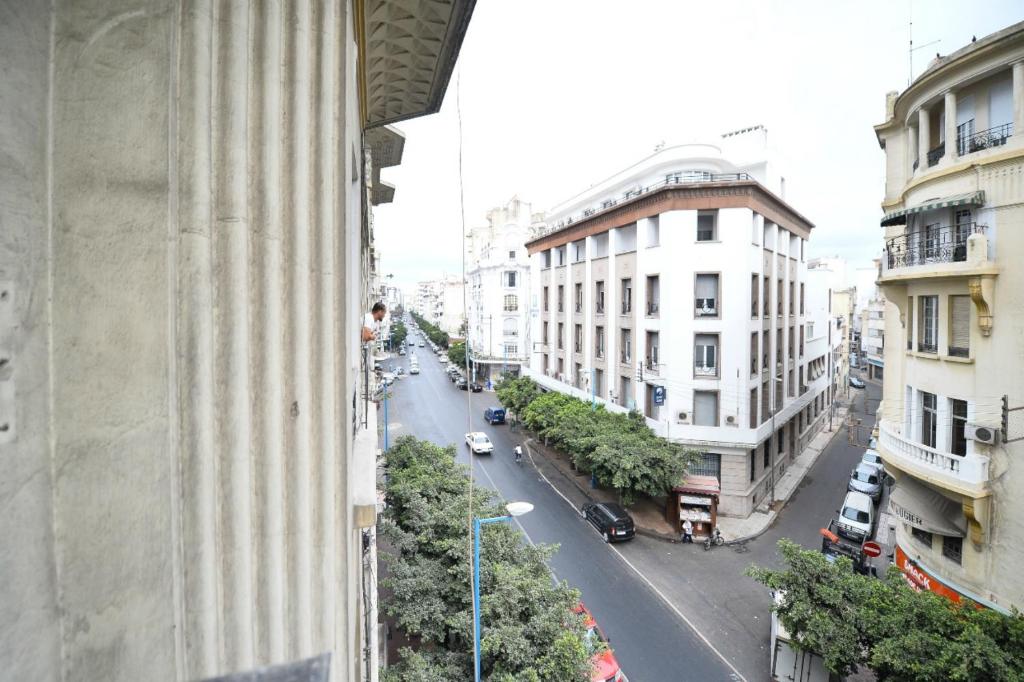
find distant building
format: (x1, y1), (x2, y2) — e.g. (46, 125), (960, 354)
(466, 196), (544, 384)
(414, 276), (465, 337)
(525, 131), (837, 518)
(873, 21), (1024, 612)
(860, 260), (885, 381)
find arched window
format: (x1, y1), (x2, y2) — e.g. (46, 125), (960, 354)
(503, 294), (518, 312)
(503, 317), (518, 336)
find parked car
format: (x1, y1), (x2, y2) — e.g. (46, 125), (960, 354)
(395, 367), (405, 376)
(849, 376), (866, 389)
(418, 341), (425, 347)
(581, 502), (635, 543)
(861, 449), (884, 472)
(820, 520), (875, 576)
(848, 463), (882, 502)
(470, 382), (483, 393)
(573, 603), (628, 682)
(836, 491), (875, 543)
(484, 407), (506, 425)
(457, 377), (469, 390)
(398, 348), (406, 356)
(465, 432), (494, 455)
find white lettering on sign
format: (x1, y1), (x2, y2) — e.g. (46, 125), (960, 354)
(901, 558), (932, 591)
(889, 498), (925, 528)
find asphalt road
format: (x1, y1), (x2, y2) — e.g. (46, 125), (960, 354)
(385, 340), (742, 681)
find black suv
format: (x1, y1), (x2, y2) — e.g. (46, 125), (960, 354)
(581, 502), (635, 543)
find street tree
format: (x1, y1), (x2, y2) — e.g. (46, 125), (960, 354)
(494, 375), (541, 420)
(447, 341), (467, 368)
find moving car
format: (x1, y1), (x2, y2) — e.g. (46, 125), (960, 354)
(465, 432), (494, 455)
(408, 365), (420, 375)
(484, 407), (506, 425)
(848, 463), (882, 502)
(849, 376), (866, 389)
(418, 341), (425, 347)
(581, 502), (635, 543)
(573, 603), (628, 682)
(470, 382), (483, 393)
(836, 491), (875, 543)
(398, 348), (406, 356)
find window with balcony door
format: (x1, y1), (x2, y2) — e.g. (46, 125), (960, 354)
(619, 376), (632, 408)
(921, 391), (938, 448)
(557, 323), (564, 349)
(541, 251), (551, 268)
(503, 318), (517, 337)
(542, 286), (549, 312)
(694, 391), (718, 426)
(749, 388), (758, 428)
(799, 326), (804, 357)
(542, 322), (549, 344)
(789, 281), (795, 315)
(777, 278), (784, 315)
(695, 334), (718, 377)
(595, 281), (605, 314)
(621, 278), (632, 314)
(557, 285), (564, 312)
(595, 326), (605, 358)
(646, 275), (660, 316)
(503, 271), (517, 287)
(918, 296), (937, 353)
(646, 331), (660, 372)
(949, 295), (970, 357)
(574, 363), (583, 388)
(504, 294), (518, 312)
(695, 274), (719, 317)
(762, 276), (770, 317)
(800, 283), (805, 315)
(574, 282), (583, 313)
(750, 333), (758, 376)
(594, 368), (604, 396)
(620, 329), (631, 364)
(954, 209), (973, 257)
(697, 211), (717, 241)
(762, 330), (769, 371)
(951, 398), (968, 457)
(574, 324), (582, 353)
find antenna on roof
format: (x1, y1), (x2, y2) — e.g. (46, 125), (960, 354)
(908, 1), (939, 86)
(653, 140), (666, 152)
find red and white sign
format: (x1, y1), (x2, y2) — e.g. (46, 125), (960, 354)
(894, 545), (965, 604)
(861, 541), (882, 558)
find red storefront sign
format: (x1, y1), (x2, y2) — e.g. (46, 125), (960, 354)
(894, 545), (966, 604)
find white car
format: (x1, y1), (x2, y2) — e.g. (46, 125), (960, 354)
(861, 448), (884, 473)
(836, 491), (875, 543)
(409, 365), (420, 375)
(465, 432), (494, 455)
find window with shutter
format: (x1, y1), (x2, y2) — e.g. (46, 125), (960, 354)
(918, 296), (937, 353)
(694, 391), (718, 426)
(695, 274), (719, 316)
(695, 334), (717, 376)
(949, 295), (970, 357)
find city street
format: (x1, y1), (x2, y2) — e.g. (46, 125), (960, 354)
(384, 341), (743, 682)
(384, 337), (882, 680)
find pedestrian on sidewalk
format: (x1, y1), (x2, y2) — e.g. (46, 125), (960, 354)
(680, 519), (694, 544)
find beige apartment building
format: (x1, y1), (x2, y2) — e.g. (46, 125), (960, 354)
(873, 21), (1024, 612)
(0, 2), (475, 681)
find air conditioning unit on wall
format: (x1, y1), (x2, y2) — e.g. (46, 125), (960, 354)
(966, 423), (999, 445)
(677, 411), (689, 424)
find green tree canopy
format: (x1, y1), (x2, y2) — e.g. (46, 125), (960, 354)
(447, 341), (467, 368)
(747, 539), (1024, 681)
(410, 310), (450, 348)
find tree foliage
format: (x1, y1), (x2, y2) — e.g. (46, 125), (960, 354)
(409, 310), (449, 348)
(390, 320), (408, 349)
(447, 341), (467, 368)
(496, 377), (698, 504)
(747, 539), (1024, 681)
(381, 437), (592, 682)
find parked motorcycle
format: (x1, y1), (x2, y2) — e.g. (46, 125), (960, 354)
(703, 527), (724, 551)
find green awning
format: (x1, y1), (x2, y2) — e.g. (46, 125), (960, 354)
(880, 191), (985, 226)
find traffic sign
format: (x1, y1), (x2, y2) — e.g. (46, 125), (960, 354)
(862, 541), (882, 558)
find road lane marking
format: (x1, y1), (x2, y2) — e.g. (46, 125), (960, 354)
(524, 442), (747, 682)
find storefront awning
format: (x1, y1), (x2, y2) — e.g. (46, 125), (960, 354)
(880, 191), (985, 227)
(889, 477), (965, 537)
(673, 474), (720, 496)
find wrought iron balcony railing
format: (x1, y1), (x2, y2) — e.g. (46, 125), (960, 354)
(957, 122), (1013, 156)
(695, 298), (717, 317)
(884, 222), (986, 270)
(595, 302), (605, 314)
(917, 340), (937, 354)
(621, 302), (631, 314)
(694, 362), (717, 377)
(927, 142), (945, 167)
(647, 301), (660, 315)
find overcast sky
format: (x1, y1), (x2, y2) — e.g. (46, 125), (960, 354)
(373, 0), (1024, 295)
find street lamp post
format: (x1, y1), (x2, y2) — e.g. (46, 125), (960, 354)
(473, 501), (534, 682)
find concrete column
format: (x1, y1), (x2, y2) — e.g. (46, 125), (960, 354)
(918, 107), (930, 169)
(1013, 61), (1024, 138)
(907, 123), (918, 173)
(945, 91), (958, 161)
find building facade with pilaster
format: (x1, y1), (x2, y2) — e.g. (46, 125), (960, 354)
(525, 133), (837, 518)
(873, 21), (1024, 613)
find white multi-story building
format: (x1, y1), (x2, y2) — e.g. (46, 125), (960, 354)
(436, 275), (467, 338)
(860, 262), (886, 382)
(466, 197), (544, 384)
(873, 21), (1024, 612)
(525, 132), (837, 517)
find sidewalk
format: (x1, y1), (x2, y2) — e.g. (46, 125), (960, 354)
(524, 400), (851, 544)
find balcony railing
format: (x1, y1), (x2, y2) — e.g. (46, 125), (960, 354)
(879, 420), (989, 490)
(695, 362), (717, 377)
(957, 121), (1013, 156)
(695, 298), (717, 317)
(595, 302), (605, 314)
(927, 142), (944, 167)
(621, 302), (631, 314)
(620, 352), (631, 364)
(595, 348), (604, 359)
(575, 303), (582, 313)
(505, 330), (519, 337)
(646, 356), (659, 374)
(883, 222), (986, 270)
(647, 301), (660, 316)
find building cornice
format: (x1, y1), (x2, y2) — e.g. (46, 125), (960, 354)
(525, 181), (813, 254)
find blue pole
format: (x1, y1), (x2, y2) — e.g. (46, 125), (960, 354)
(473, 515), (512, 682)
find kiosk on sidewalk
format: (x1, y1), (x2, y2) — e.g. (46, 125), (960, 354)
(666, 474), (720, 538)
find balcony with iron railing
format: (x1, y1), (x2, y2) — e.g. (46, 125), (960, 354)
(957, 121), (1013, 156)
(620, 351), (631, 364)
(926, 142), (945, 167)
(695, 298), (717, 317)
(878, 420), (990, 496)
(621, 302), (632, 315)
(694, 361), (717, 377)
(647, 301), (659, 316)
(882, 222), (989, 275)
(646, 353), (659, 374)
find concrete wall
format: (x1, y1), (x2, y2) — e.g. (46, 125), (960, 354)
(1, 1), (366, 679)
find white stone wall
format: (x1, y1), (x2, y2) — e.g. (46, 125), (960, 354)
(1, 1), (371, 680)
